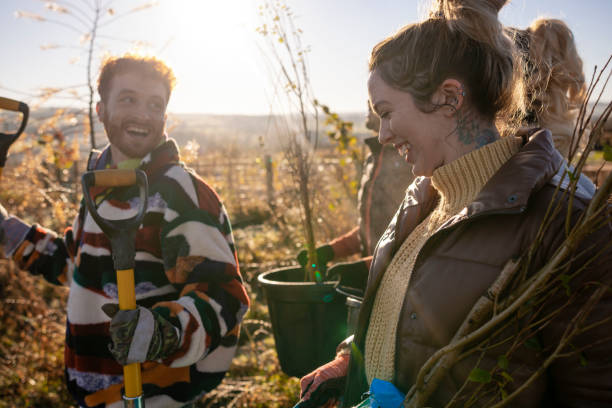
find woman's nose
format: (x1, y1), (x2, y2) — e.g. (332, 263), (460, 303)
(378, 124), (393, 145)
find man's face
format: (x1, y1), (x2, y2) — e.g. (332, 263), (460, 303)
(97, 71), (168, 161)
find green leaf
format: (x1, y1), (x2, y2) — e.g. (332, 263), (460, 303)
(500, 388), (509, 400)
(468, 368), (492, 384)
(497, 355), (509, 370)
(501, 371), (514, 383)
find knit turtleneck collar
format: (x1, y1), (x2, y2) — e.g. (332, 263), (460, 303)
(431, 136), (523, 215)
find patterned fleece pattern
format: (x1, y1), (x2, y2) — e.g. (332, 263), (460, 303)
(7, 139), (250, 407)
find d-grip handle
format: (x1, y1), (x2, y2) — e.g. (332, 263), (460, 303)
(81, 169), (149, 258)
(0, 96), (29, 137)
(0, 96), (29, 170)
(81, 169), (148, 270)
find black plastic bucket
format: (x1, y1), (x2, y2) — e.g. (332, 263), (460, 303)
(258, 266), (348, 377)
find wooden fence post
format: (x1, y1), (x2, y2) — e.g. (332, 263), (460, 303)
(265, 153), (274, 207)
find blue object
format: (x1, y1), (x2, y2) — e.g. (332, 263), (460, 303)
(368, 378), (405, 408)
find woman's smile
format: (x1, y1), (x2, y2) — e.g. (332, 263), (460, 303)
(395, 142), (412, 161)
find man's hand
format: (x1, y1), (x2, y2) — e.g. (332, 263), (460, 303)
(294, 352), (350, 408)
(102, 303), (180, 365)
(297, 244), (335, 277)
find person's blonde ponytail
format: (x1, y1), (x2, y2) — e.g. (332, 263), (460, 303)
(526, 18), (586, 156)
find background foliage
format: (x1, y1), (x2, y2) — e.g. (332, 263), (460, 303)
(0, 116), (362, 406)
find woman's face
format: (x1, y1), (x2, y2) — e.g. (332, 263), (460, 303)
(367, 70), (454, 177)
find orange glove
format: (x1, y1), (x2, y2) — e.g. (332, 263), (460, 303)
(297, 352), (350, 407)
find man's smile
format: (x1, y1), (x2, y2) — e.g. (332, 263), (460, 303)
(125, 124), (151, 138)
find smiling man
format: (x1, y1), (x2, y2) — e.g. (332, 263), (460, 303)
(96, 57), (170, 163)
(0, 54), (249, 407)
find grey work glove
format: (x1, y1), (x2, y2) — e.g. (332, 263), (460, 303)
(101, 303), (180, 365)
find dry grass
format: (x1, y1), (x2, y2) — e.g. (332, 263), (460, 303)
(0, 139), (359, 407)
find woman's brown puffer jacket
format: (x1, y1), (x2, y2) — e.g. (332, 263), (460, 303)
(343, 129), (612, 407)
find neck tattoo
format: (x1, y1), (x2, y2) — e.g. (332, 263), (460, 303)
(456, 111), (499, 148)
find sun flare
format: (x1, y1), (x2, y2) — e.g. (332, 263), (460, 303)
(158, 0), (259, 113)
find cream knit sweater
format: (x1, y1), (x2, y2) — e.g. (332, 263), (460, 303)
(364, 136), (523, 384)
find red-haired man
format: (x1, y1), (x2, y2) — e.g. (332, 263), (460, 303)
(0, 54), (249, 407)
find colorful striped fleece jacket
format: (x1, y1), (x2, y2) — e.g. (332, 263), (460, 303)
(3, 139), (250, 407)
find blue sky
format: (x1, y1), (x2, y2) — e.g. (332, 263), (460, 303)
(0, 0), (610, 115)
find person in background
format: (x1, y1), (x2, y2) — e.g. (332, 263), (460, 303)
(0, 54), (249, 408)
(296, 1), (611, 407)
(297, 104), (413, 296)
(508, 18), (587, 158)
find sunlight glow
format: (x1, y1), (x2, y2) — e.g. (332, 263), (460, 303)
(158, 1), (261, 113)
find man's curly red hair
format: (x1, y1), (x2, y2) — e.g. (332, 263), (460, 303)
(97, 53), (176, 103)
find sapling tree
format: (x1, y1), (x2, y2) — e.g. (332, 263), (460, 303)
(256, 0), (322, 282)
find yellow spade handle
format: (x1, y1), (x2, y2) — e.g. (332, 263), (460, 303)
(0, 97), (21, 111)
(94, 169), (138, 187)
(116, 268), (143, 398)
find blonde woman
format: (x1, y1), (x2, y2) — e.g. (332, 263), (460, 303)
(509, 18), (587, 158)
(296, 1), (611, 407)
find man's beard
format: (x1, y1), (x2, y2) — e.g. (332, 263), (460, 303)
(101, 112), (164, 159)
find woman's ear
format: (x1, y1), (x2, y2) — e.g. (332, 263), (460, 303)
(431, 78), (465, 116)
